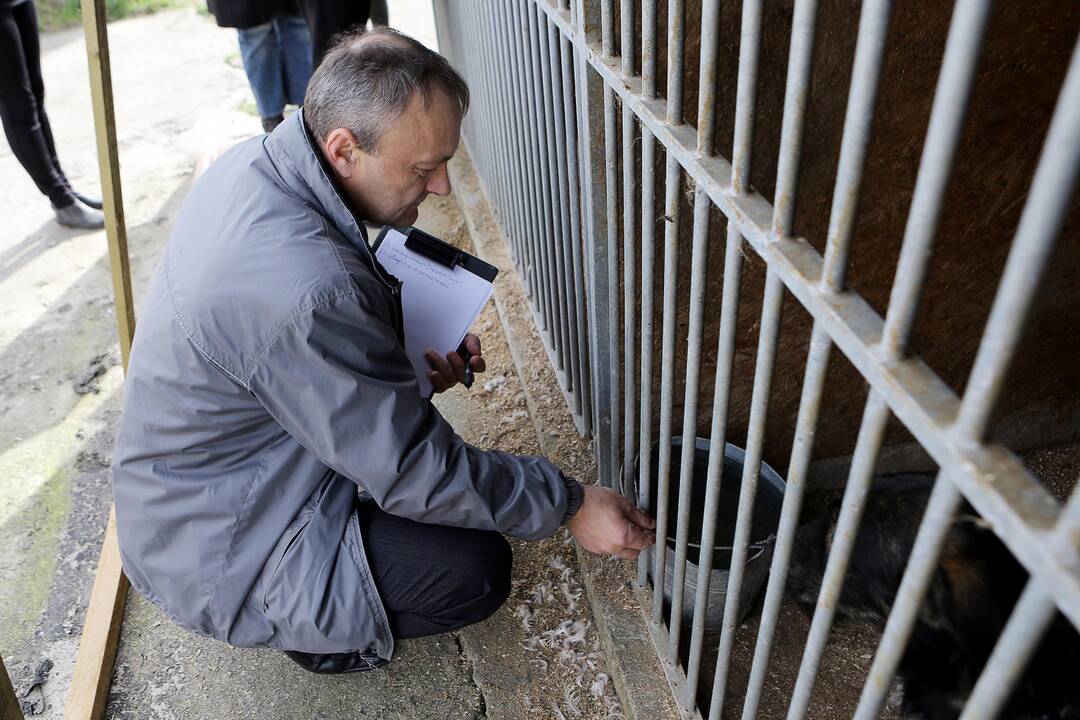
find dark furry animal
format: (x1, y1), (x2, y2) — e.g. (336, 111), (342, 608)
(787, 473), (1079, 720)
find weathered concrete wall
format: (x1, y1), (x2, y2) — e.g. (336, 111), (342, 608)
(605, 0), (1080, 478)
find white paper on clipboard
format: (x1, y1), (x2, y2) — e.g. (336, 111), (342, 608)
(374, 228), (494, 398)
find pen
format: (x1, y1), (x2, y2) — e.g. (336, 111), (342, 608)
(461, 345), (474, 390)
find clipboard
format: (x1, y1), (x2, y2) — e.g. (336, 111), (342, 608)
(373, 226), (498, 398)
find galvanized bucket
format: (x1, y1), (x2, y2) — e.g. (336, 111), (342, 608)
(635, 437), (785, 629)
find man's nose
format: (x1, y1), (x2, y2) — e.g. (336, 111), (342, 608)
(426, 164), (452, 197)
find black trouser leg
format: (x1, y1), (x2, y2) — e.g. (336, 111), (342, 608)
(356, 502), (513, 639)
(0, 2), (73, 207)
(296, 0), (371, 66)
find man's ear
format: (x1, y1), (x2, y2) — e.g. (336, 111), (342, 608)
(322, 128), (363, 179)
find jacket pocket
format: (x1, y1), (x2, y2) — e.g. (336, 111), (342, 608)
(260, 504), (315, 611)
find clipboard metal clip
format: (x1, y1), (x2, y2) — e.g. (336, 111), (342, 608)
(405, 227), (465, 269)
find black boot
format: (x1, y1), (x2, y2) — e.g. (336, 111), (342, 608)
(283, 648), (388, 674)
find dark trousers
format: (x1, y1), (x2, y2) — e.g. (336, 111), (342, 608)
(296, 0), (371, 66)
(0, 1), (73, 208)
(356, 502), (512, 639)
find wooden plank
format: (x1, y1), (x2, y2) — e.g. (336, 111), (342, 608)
(80, 0), (135, 369)
(64, 510), (128, 720)
(65, 0), (135, 718)
(1, 655), (25, 720)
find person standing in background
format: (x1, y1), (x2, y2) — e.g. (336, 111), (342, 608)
(0, 0), (104, 229)
(296, 0), (371, 65)
(208, 0), (313, 133)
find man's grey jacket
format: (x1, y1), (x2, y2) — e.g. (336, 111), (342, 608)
(112, 111), (580, 660)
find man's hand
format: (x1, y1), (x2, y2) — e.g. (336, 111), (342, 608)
(567, 485), (657, 559)
(425, 333), (486, 393)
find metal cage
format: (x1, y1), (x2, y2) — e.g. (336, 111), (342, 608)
(433, 1), (1080, 718)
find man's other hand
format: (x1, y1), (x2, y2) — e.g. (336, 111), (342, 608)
(425, 333), (486, 393)
(567, 485), (657, 560)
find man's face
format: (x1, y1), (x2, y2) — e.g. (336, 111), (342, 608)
(335, 89), (462, 227)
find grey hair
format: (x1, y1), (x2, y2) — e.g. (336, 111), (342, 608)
(303, 27), (470, 154)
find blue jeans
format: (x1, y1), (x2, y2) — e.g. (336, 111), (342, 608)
(236, 15), (313, 120)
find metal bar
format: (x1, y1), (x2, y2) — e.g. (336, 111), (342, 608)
(740, 326), (833, 720)
(526, 0), (561, 345)
(476, 2), (510, 251)
(668, 189), (712, 662)
(820, 0), (894, 290)
(729, 0), (763, 186)
(641, 0), (657, 98)
(551, 24), (585, 410)
(604, 85), (622, 489)
(514, 0), (548, 325)
(696, 0), (724, 157)
(708, 271), (786, 720)
(955, 36), (1080, 438)
(561, 29), (594, 431)
(620, 0), (635, 78)
(530, 2), (566, 363)
(601, 0), (615, 56)
(855, 40), (1080, 716)
(575, 0), (615, 489)
(637, 128), (656, 586)
(666, 0), (685, 124)
(959, 484), (1080, 719)
(685, 219), (746, 700)
(771, 0), (820, 235)
(494, 0), (531, 279)
(538, 9), (572, 372)
(652, 155), (681, 626)
(785, 393), (892, 720)
(879, 0), (993, 358)
(622, 104), (638, 499)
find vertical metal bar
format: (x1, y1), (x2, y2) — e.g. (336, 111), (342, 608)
(620, 0), (635, 78)
(642, 0), (657, 98)
(668, 190), (711, 662)
(575, 0), (615, 488)
(477, 2), (510, 245)
(561, 29), (594, 431)
(880, 0), (994, 357)
(538, 9), (572, 372)
(739, 327), (833, 720)
(784, 393), (891, 720)
(738, 1), (829, 716)
(494, 0), (531, 277)
(524, 1), (561, 347)
(637, 128), (656, 586)
(706, 274), (786, 720)
(514, 0), (547, 324)
(550, 22), (584, 408)
(855, 41), (1080, 717)
(604, 86), (622, 489)
(601, 0), (616, 57)
(652, 155), (681, 625)
(622, 104), (639, 499)
(960, 484), (1080, 720)
(666, 0), (685, 124)
(684, 218), (746, 699)
(696, 0), (727, 157)
(820, 0), (894, 289)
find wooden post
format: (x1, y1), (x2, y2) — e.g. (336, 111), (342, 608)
(1, 656), (24, 720)
(65, 0), (135, 718)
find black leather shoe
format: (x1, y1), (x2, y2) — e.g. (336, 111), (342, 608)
(283, 649), (388, 674)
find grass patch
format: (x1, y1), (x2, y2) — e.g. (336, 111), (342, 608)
(37, 0), (197, 33)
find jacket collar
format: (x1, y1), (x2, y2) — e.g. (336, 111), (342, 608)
(263, 110), (389, 272)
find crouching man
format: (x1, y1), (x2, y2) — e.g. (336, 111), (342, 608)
(111, 27), (655, 674)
